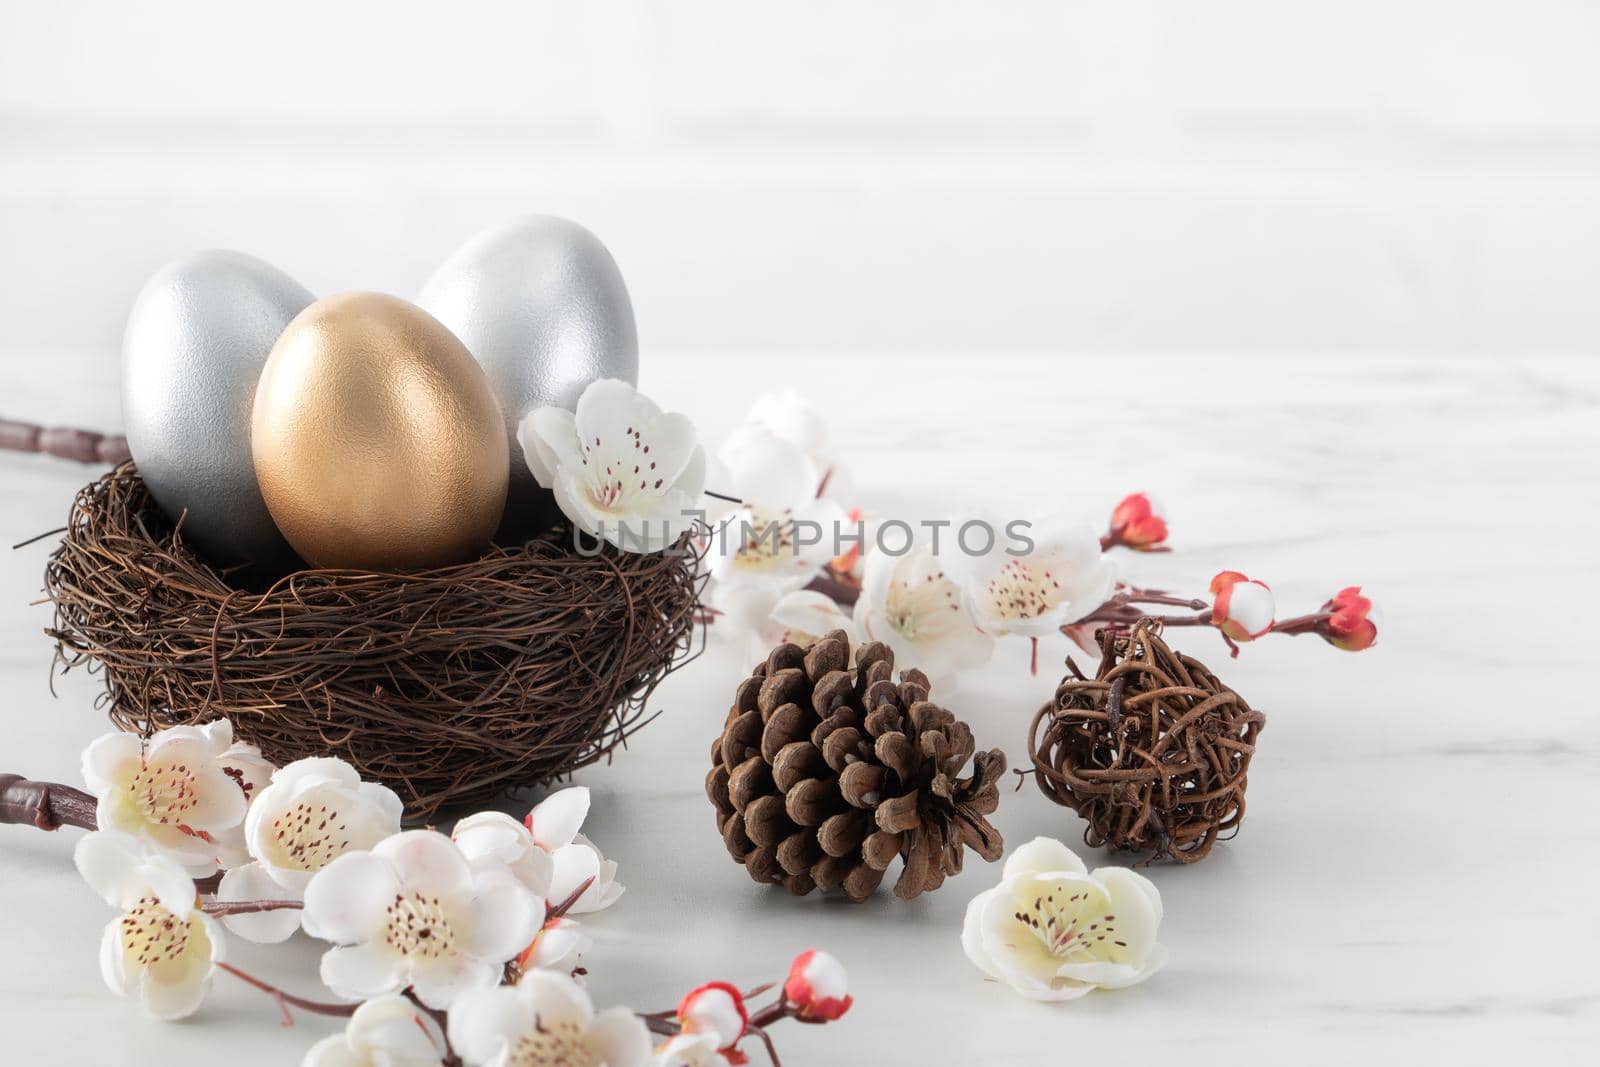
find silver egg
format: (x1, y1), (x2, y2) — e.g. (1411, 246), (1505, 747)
(122, 250), (312, 571)
(418, 216), (638, 535)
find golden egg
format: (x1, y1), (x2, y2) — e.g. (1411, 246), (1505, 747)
(251, 292), (509, 571)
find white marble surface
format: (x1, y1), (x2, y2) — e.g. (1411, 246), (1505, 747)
(0, 352), (1594, 1064)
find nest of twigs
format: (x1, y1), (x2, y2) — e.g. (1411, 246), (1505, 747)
(43, 464), (703, 818)
(1027, 621), (1265, 864)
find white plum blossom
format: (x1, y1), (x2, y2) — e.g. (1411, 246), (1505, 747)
(74, 831), (224, 1020)
(854, 547), (992, 685)
(520, 378), (707, 553)
(452, 810), (556, 899)
(961, 837), (1165, 1001)
(960, 516), (1115, 637)
(301, 994), (446, 1067)
(448, 971), (652, 1067)
(82, 720), (263, 875)
(524, 787), (625, 915)
(217, 757), (404, 943)
(703, 427), (844, 595)
(302, 830), (545, 1009)
(741, 388), (830, 475)
(714, 585), (857, 664)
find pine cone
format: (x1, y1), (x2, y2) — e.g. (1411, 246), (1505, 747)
(706, 630), (1006, 902)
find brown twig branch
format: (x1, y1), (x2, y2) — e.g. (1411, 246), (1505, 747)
(201, 898), (304, 917)
(0, 775), (98, 831)
(216, 961), (358, 1023)
(0, 417), (129, 465)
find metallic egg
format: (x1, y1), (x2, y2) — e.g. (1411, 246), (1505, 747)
(250, 292), (509, 571)
(121, 250), (312, 571)
(418, 216), (638, 536)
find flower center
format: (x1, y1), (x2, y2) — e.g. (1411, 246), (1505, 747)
(121, 895), (194, 967)
(383, 894), (457, 961)
(128, 760), (201, 826)
(1013, 888), (1126, 960)
(584, 427), (664, 513)
(886, 569), (962, 639)
(270, 801), (356, 872)
(508, 1019), (596, 1067)
(731, 509), (798, 571)
(984, 559), (1061, 620)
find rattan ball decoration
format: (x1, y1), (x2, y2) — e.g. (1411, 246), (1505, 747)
(707, 630), (1006, 902)
(1027, 621), (1266, 864)
(44, 465), (702, 819)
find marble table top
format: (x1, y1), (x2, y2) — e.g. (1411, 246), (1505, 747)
(0, 352), (1593, 1064)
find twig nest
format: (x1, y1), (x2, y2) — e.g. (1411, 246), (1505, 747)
(44, 465), (702, 819)
(1028, 622), (1265, 864)
(707, 630), (1006, 902)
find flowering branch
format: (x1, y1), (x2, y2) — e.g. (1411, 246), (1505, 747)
(0, 775), (97, 831)
(217, 961), (358, 1023)
(0, 416), (130, 465)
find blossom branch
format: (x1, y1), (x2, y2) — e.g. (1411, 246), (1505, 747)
(201, 898), (304, 917)
(216, 961), (358, 1023)
(0, 775), (97, 831)
(0, 417), (130, 465)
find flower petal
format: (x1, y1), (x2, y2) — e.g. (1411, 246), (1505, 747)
(527, 787), (590, 851)
(81, 731), (141, 796)
(320, 942), (404, 1002)
(372, 831), (473, 899)
(74, 831), (147, 908)
(1001, 837), (1088, 881)
(302, 851), (401, 944)
(587, 1006), (652, 1066)
(217, 862), (304, 944)
(447, 984), (537, 1065)
(461, 872), (543, 963)
(408, 955), (498, 1011)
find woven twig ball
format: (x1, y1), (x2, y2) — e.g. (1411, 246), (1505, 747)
(1027, 622), (1265, 864)
(43, 465), (702, 819)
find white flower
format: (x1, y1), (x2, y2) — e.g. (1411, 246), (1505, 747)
(302, 995), (446, 1067)
(704, 427), (843, 594)
(81, 720), (257, 875)
(217, 757), (404, 943)
(74, 831), (223, 1020)
(302, 830), (544, 1009)
(524, 788), (625, 914)
(960, 516), (1115, 637)
(741, 389), (831, 476)
(714, 585), (857, 663)
(452, 810), (556, 899)
(520, 379), (706, 553)
(854, 547), (992, 685)
(961, 837), (1165, 1001)
(448, 971), (651, 1067)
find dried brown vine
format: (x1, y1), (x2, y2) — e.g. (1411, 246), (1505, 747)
(44, 464), (704, 818)
(1027, 621), (1265, 864)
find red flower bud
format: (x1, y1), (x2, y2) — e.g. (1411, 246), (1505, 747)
(784, 949), (852, 1021)
(1209, 571), (1275, 641)
(1320, 586), (1378, 651)
(1106, 493), (1168, 551)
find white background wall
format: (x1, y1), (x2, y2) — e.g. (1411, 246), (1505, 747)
(3, 0), (1599, 395)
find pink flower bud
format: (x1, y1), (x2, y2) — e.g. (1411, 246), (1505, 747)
(1209, 571), (1275, 641)
(1320, 586), (1378, 651)
(677, 981), (748, 1050)
(784, 949), (853, 1021)
(1107, 492), (1168, 550)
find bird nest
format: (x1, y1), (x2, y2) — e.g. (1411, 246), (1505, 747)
(43, 464), (703, 818)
